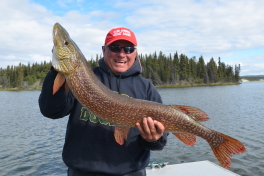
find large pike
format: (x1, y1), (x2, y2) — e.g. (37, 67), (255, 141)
(52, 23), (246, 169)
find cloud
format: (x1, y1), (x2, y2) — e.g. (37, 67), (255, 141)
(125, 0), (264, 52)
(119, 0), (264, 75)
(0, 1), (54, 65)
(0, 0), (113, 68)
(0, 0), (263, 76)
(242, 55), (264, 75)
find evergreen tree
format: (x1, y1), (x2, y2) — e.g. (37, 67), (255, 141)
(208, 58), (218, 83)
(185, 55), (190, 81)
(218, 57), (224, 82)
(179, 54), (187, 81)
(234, 64), (240, 82)
(15, 63), (24, 88)
(197, 56), (205, 83)
(173, 51), (180, 83)
(189, 57), (197, 81)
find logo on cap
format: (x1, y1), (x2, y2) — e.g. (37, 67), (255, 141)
(105, 27), (137, 46)
(113, 29), (131, 37)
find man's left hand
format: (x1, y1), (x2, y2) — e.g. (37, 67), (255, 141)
(136, 117), (165, 143)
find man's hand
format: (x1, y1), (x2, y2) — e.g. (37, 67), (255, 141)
(136, 117), (165, 143)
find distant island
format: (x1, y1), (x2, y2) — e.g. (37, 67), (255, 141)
(240, 76), (264, 82)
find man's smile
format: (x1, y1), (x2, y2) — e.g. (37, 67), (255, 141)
(114, 60), (127, 64)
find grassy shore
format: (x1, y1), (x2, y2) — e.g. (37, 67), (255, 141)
(0, 87), (41, 91)
(0, 82), (241, 91)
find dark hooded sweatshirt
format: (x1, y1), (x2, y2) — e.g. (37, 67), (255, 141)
(39, 58), (168, 175)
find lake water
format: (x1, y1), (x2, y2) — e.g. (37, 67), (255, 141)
(0, 82), (263, 176)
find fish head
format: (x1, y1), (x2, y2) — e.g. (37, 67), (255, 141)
(52, 23), (81, 75)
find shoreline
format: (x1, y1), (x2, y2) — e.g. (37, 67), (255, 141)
(156, 82), (240, 88)
(0, 88), (41, 91)
(5, 80), (264, 91)
(241, 79), (264, 82)
(0, 82), (241, 91)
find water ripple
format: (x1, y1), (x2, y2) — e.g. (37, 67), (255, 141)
(0, 83), (264, 175)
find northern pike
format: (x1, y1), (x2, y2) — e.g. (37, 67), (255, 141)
(52, 23), (246, 169)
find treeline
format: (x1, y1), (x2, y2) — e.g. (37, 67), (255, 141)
(0, 59), (100, 89)
(0, 61), (52, 89)
(90, 52), (241, 85)
(0, 51), (240, 89)
(138, 51), (240, 85)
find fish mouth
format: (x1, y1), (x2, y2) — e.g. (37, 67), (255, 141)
(52, 46), (60, 68)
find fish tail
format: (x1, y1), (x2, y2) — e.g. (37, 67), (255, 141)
(209, 132), (246, 169)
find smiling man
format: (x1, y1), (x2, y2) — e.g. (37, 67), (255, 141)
(39, 27), (168, 176)
(102, 28), (138, 74)
(103, 40), (136, 74)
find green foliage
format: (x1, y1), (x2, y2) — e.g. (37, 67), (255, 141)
(207, 58), (218, 83)
(0, 61), (52, 89)
(0, 51), (241, 89)
(139, 51), (240, 85)
(24, 75), (37, 85)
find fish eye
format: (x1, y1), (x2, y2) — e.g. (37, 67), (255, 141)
(64, 40), (69, 45)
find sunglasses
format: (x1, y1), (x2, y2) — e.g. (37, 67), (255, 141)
(105, 45), (136, 54)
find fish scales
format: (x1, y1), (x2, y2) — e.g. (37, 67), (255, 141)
(68, 64), (227, 149)
(52, 23), (246, 169)
(67, 63), (196, 130)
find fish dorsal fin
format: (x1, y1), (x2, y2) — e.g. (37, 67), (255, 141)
(172, 133), (197, 145)
(114, 126), (130, 145)
(169, 105), (209, 122)
(53, 73), (65, 95)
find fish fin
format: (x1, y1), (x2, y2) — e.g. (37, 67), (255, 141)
(53, 73), (65, 95)
(173, 133), (197, 145)
(169, 105), (209, 122)
(209, 132), (246, 169)
(64, 81), (69, 93)
(114, 126), (130, 145)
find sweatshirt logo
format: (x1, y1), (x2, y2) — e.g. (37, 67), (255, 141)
(79, 107), (115, 126)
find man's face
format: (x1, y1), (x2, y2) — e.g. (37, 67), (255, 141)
(103, 40), (137, 74)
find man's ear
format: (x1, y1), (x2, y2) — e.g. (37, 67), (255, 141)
(102, 46), (106, 53)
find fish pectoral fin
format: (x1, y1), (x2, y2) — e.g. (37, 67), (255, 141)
(64, 81), (69, 93)
(114, 126), (130, 145)
(173, 133), (197, 145)
(169, 105), (209, 122)
(53, 73), (66, 95)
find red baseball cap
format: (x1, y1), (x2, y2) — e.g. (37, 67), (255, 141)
(104, 27), (137, 46)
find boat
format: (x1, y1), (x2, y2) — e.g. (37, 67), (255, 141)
(146, 160), (240, 176)
(51, 160), (240, 176)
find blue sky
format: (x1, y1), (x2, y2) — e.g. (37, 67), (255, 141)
(1, 0), (264, 75)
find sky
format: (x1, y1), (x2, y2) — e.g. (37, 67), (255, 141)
(0, 0), (264, 76)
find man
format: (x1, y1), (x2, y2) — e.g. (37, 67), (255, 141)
(39, 27), (168, 176)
